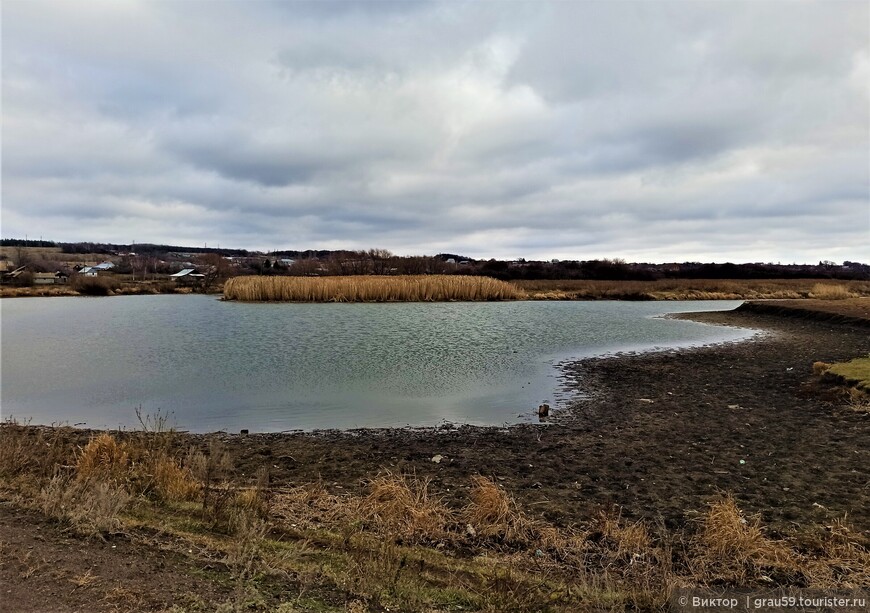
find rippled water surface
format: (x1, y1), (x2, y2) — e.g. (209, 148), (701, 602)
(1, 296), (754, 432)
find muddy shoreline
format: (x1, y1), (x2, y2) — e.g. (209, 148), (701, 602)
(3, 304), (869, 612)
(249, 309), (867, 530)
(30, 305), (865, 537)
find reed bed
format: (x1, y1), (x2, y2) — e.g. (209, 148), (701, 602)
(223, 274), (525, 302)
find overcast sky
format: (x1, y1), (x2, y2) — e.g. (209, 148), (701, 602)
(2, 1), (868, 262)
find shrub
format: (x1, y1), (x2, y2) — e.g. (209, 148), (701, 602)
(71, 275), (119, 296)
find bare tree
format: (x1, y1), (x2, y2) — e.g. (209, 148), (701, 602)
(198, 253), (233, 292)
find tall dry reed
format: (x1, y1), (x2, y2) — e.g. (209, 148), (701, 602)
(224, 275), (525, 302)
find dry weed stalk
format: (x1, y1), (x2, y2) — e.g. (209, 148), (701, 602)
(0, 422), (75, 482)
(38, 475), (130, 537)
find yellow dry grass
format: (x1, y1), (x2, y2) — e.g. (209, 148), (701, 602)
(76, 434), (131, 483)
(809, 283), (856, 300)
(224, 274), (525, 302)
(516, 278), (870, 301)
(812, 361), (831, 376)
(692, 495), (797, 584)
(804, 517), (870, 587)
(462, 475), (538, 544)
(75, 433), (198, 503)
(362, 471), (450, 543)
(151, 454), (200, 503)
(597, 511), (652, 559)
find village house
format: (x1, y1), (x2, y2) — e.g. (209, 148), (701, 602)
(32, 271), (69, 285)
(169, 268), (206, 285)
(1, 266), (27, 283)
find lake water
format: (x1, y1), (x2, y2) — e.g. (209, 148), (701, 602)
(1, 296), (755, 432)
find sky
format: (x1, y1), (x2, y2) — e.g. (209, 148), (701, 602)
(2, 0), (868, 263)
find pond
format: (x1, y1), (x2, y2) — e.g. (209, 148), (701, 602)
(1, 295), (755, 432)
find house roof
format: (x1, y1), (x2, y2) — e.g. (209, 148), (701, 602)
(4, 266), (27, 277)
(170, 269), (205, 278)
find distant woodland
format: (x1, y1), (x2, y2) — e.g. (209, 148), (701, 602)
(2, 238), (867, 281)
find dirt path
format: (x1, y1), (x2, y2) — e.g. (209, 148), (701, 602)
(0, 501), (233, 612)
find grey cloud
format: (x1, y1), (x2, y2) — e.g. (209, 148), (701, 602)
(2, 0), (868, 262)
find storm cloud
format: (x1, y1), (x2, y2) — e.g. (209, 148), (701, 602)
(2, 0), (868, 261)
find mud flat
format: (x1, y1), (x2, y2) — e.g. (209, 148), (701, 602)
(210, 304), (869, 531)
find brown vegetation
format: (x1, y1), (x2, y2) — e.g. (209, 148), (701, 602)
(2, 421), (868, 611)
(809, 282), (857, 300)
(516, 278), (870, 301)
(224, 274), (525, 302)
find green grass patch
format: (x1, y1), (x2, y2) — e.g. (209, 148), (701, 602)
(826, 355), (870, 391)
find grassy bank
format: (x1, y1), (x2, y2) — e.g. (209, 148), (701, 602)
(223, 274), (524, 302)
(516, 279), (870, 301)
(2, 423), (867, 612)
(814, 355), (870, 407)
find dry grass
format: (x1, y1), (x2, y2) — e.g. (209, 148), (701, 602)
(692, 495), (798, 584)
(825, 355), (870, 392)
(38, 475), (130, 537)
(0, 422), (75, 483)
(4, 424), (870, 611)
(516, 278), (870, 301)
(804, 518), (870, 587)
(812, 361), (831, 376)
(809, 283), (856, 300)
(76, 433), (131, 483)
(462, 475), (539, 545)
(0, 285), (80, 298)
(151, 454), (201, 503)
(362, 471), (450, 543)
(224, 274), (525, 302)
(69, 569), (101, 589)
(814, 355), (870, 410)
